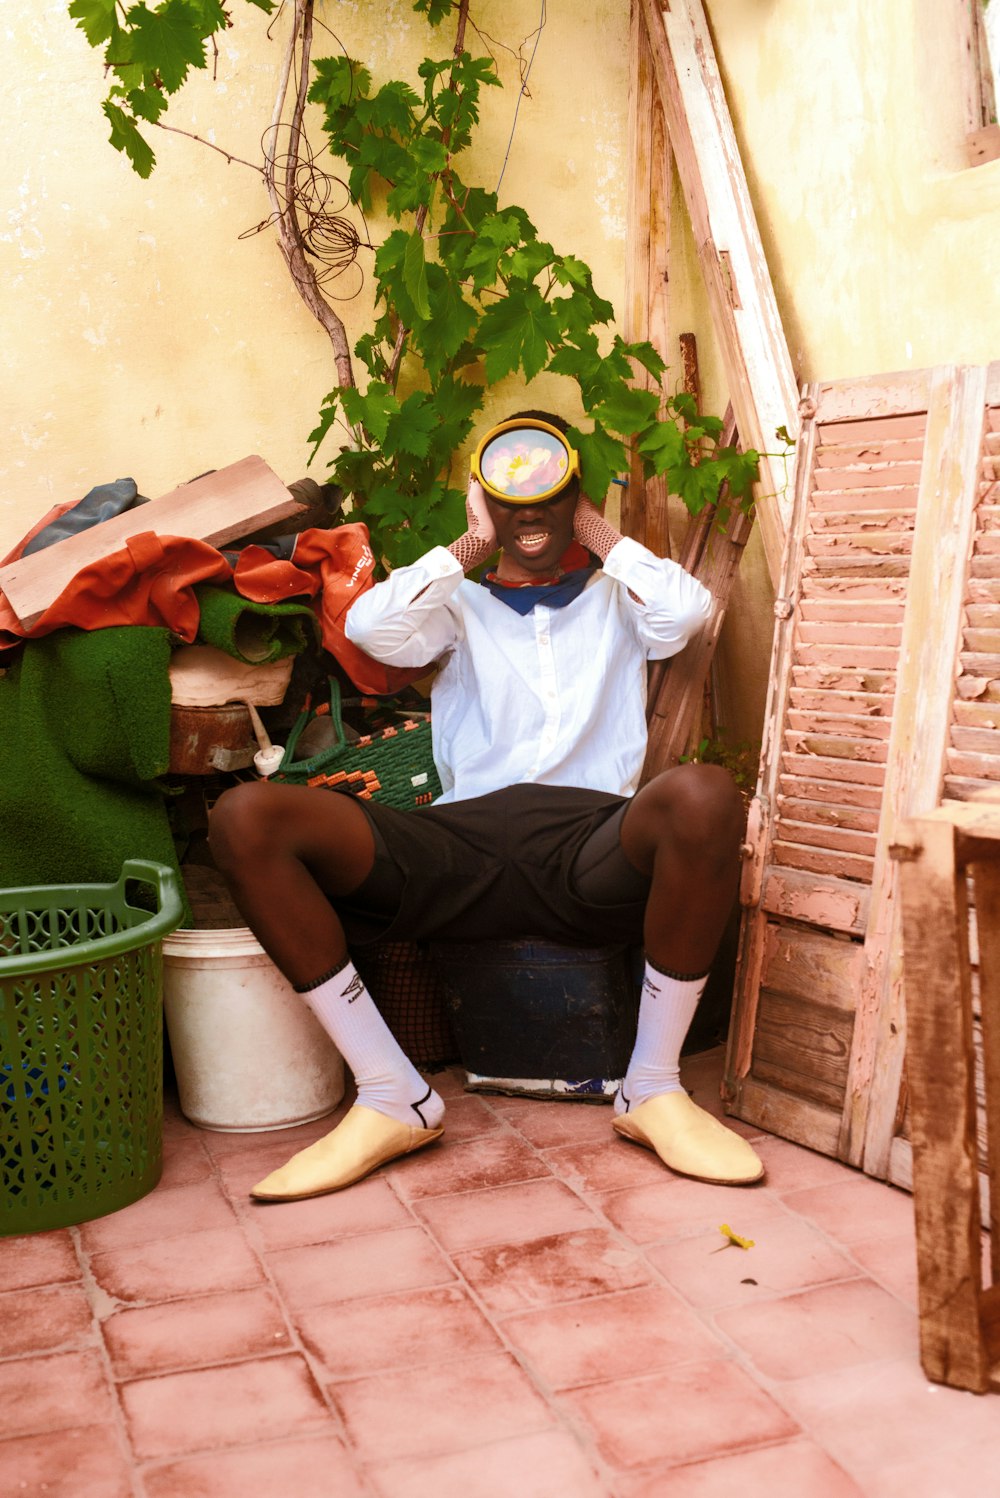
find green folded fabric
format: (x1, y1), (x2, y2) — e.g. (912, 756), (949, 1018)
(0, 626), (190, 923)
(195, 585), (317, 664)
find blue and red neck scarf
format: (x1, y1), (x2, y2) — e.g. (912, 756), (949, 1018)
(481, 542), (597, 615)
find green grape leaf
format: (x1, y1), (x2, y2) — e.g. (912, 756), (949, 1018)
(308, 55), (370, 111)
(369, 79), (421, 132)
(69, 0), (118, 46)
(551, 254), (590, 290)
(623, 338), (667, 383)
(307, 391), (343, 461)
(387, 395), (438, 458)
(103, 101), (155, 176)
(507, 240), (556, 282)
(592, 385), (661, 436)
(403, 232), (432, 321)
(480, 285), (554, 383)
(340, 383), (398, 445)
(128, 84), (168, 124)
(572, 424), (627, 504)
(124, 0), (208, 93)
(417, 268), (477, 378)
(190, 0), (228, 34)
(413, 0), (454, 25)
(637, 420), (686, 474)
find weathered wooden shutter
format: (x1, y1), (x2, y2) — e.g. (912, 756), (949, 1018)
(726, 363), (999, 1184)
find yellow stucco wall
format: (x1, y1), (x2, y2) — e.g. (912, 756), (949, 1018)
(701, 0), (1000, 742)
(3, 1), (998, 743)
(1, 1), (630, 557)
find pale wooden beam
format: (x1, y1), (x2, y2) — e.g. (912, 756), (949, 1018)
(637, 0), (799, 586)
(624, 0), (673, 556)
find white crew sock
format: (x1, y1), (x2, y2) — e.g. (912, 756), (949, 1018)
(297, 959), (445, 1130)
(614, 961), (709, 1116)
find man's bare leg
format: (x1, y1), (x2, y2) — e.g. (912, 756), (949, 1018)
(613, 763), (763, 1184)
(208, 782), (444, 1198)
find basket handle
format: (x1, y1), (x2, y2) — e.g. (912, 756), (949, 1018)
(118, 860), (185, 936)
(324, 677), (350, 748)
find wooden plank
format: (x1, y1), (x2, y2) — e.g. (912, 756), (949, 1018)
(800, 576), (909, 601)
(760, 865), (870, 937)
(637, 0), (798, 585)
(791, 665), (897, 693)
(773, 819), (877, 859)
(781, 752), (887, 786)
(811, 374), (933, 428)
(0, 456), (304, 629)
(814, 437), (925, 468)
(624, 0), (672, 554)
(724, 1074), (842, 1157)
(892, 814), (994, 1391)
(788, 688), (896, 718)
(848, 366), (989, 1175)
(971, 857), (1000, 1284)
(728, 397), (817, 1080)
(753, 991), (854, 1112)
(802, 556), (913, 579)
(758, 921), (864, 1011)
(786, 711), (893, 743)
(772, 841), (874, 882)
(777, 800), (879, 835)
(777, 773), (885, 811)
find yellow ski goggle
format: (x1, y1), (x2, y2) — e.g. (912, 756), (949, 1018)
(470, 419), (581, 505)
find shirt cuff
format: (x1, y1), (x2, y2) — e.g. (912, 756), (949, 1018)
(419, 546), (464, 581)
(601, 534), (660, 583)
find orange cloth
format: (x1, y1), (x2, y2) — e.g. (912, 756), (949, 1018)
(0, 520), (426, 695)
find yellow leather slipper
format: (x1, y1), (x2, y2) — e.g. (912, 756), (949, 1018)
(250, 1104), (444, 1201)
(612, 1091), (764, 1185)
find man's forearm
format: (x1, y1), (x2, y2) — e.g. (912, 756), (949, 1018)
(573, 497), (623, 563)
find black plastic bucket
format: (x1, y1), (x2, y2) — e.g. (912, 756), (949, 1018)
(429, 938), (641, 1100)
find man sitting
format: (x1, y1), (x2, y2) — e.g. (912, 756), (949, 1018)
(208, 412), (763, 1200)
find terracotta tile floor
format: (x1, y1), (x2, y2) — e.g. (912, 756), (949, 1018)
(3, 1046), (998, 1498)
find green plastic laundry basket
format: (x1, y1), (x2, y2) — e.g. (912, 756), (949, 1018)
(0, 860), (183, 1236)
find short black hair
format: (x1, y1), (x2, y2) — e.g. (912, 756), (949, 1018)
(507, 408), (569, 434)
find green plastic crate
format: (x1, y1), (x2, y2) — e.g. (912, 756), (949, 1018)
(0, 860), (183, 1236)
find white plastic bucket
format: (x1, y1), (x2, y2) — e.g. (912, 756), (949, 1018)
(163, 927), (346, 1132)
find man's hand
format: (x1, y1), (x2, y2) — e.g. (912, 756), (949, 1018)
(447, 476), (498, 573)
(573, 493), (622, 563)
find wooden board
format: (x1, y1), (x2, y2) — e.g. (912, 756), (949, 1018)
(0, 456), (304, 628)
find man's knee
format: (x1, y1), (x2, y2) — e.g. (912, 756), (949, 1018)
(631, 763), (745, 861)
(207, 780), (276, 870)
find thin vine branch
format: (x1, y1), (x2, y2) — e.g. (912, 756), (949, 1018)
(150, 120), (264, 174)
(263, 0), (356, 389)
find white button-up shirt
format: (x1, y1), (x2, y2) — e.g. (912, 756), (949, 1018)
(345, 537), (712, 804)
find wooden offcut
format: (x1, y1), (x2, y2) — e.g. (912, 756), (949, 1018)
(891, 799), (1000, 1394)
(0, 455), (305, 629)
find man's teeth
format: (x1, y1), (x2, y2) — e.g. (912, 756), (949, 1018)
(519, 533), (547, 545)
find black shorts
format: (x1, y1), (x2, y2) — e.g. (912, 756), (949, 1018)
(335, 783), (651, 950)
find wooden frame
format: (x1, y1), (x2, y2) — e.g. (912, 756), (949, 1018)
(726, 362), (1000, 1188)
